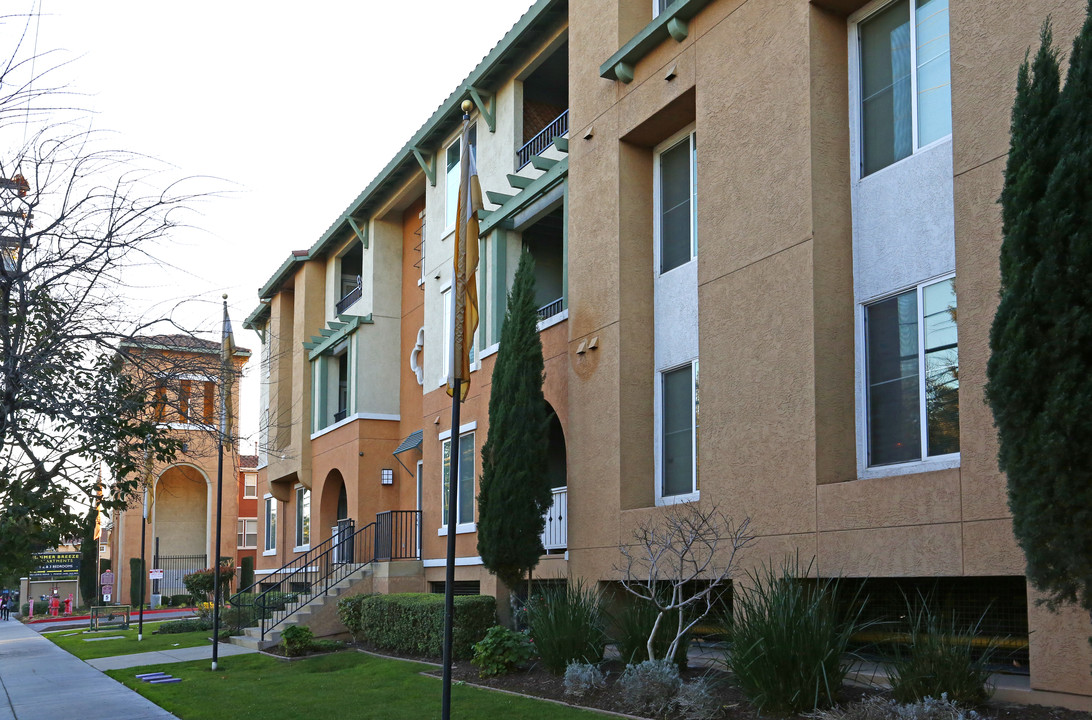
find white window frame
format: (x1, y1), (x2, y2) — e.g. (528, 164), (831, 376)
(848, 0), (952, 180)
(438, 421), (477, 535)
(654, 360), (699, 506)
(263, 494), (277, 555)
(294, 484), (311, 552)
(653, 128), (698, 277)
(440, 281), (452, 387)
(444, 135), (462, 235)
(857, 273), (959, 479)
(237, 518), (257, 549)
(652, 0), (677, 18)
(243, 473), (257, 499)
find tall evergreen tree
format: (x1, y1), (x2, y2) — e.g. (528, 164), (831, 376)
(78, 505), (99, 607)
(477, 251), (552, 592)
(988, 5), (1092, 615)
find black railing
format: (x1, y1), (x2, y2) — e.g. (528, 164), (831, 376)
(335, 282), (362, 314)
(516, 109), (569, 170)
(228, 510), (421, 642)
(375, 510), (420, 561)
(153, 553), (206, 598)
(536, 297), (564, 321)
(333, 408), (348, 423)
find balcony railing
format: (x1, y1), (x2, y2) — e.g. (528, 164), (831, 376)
(336, 281), (362, 314)
(333, 408), (347, 423)
(541, 487), (567, 551)
(517, 109), (569, 170)
(536, 297), (564, 321)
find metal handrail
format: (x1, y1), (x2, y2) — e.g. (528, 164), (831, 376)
(536, 297), (564, 321)
(335, 282), (362, 314)
(228, 510), (421, 642)
(516, 109), (569, 170)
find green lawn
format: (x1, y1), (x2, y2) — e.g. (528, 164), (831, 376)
(45, 622), (213, 660)
(108, 652), (606, 720)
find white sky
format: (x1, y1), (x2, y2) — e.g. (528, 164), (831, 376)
(11, 0), (537, 452)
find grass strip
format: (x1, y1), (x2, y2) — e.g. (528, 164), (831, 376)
(108, 651), (607, 720)
(46, 622), (212, 660)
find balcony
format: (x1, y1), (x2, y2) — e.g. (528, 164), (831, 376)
(540, 486), (567, 552)
(517, 109), (568, 170)
(537, 297), (564, 322)
(336, 280), (362, 315)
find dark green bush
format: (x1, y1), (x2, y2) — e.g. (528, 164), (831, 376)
(727, 556), (865, 714)
(130, 558), (144, 606)
(472, 625), (535, 677)
(240, 556), (255, 590)
(611, 596), (690, 668)
(525, 581), (606, 674)
(887, 599), (996, 706)
(336, 592), (495, 659)
(281, 625), (315, 657)
(22, 600), (48, 616)
(168, 594), (193, 608)
(155, 617), (212, 634)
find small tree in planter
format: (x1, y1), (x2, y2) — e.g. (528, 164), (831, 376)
(616, 504), (753, 662)
(183, 560), (235, 603)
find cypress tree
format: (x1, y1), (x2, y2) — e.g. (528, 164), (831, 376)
(77, 505), (98, 607)
(477, 251), (552, 593)
(988, 5), (1092, 614)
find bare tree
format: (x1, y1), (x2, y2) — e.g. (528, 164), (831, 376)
(616, 504), (754, 662)
(0, 27), (216, 576)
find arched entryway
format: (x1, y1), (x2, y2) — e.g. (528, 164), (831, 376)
(152, 463), (211, 598)
(318, 469), (349, 542)
(543, 404), (567, 552)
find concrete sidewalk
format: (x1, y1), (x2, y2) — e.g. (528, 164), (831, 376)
(0, 618), (177, 719)
(87, 641), (255, 671)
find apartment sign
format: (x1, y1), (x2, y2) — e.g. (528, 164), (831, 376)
(30, 552), (81, 579)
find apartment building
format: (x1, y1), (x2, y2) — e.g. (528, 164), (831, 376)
(108, 334), (251, 605)
(244, 0), (1091, 703)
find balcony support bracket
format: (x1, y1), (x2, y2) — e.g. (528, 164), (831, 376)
(468, 87), (496, 133)
(346, 216), (369, 249)
(412, 147), (437, 186)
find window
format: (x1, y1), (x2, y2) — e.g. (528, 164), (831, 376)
(243, 473), (257, 499)
(237, 518), (257, 549)
(295, 486), (311, 549)
(441, 285), (452, 383)
(444, 126), (477, 232)
(178, 380), (191, 422)
(659, 362), (699, 499)
(441, 430), (475, 528)
(655, 132), (697, 274)
(865, 276), (958, 466)
(336, 350), (349, 421)
(264, 496), (277, 553)
(202, 381), (215, 424)
(856, 0), (951, 176)
(653, 0), (680, 17)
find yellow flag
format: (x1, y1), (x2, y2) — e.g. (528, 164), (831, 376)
(447, 119), (483, 402)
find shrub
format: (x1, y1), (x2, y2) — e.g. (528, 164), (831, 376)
(335, 592), (494, 659)
(168, 594), (193, 608)
(221, 604), (258, 634)
(810, 693), (981, 720)
(525, 581), (605, 674)
(21, 600), (48, 616)
(887, 600), (995, 706)
(612, 595), (690, 667)
(130, 558), (144, 606)
(240, 556), (255, 590)
(336, 593), (373, 641)
(281, 625), (315, 657)
(182, 563), (236, 602)
(671, 677), (722, 720)
(563, 661), (606, 698)
(155, 617), (212, 634)
(617, 659), (681, 717)
(727, 555), (864, 714)
(472, 625), (535, 677)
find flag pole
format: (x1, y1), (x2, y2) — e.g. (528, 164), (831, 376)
(138, 482), (147, 641)
(212, 294), (230, 670)
(441, 98), (478, 720)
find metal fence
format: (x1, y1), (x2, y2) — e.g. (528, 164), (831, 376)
(153, 553), (207, 597)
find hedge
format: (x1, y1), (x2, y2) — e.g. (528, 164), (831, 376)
(337, 592), (495, 659)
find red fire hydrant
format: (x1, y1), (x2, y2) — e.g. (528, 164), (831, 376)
(49, 595), (59, 617)
(64, 594), (73, 615)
